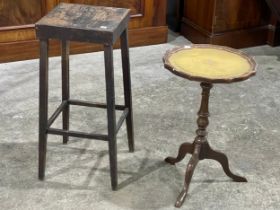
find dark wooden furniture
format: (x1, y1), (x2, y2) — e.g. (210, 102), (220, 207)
(266, 0), (280, 46)
(36, 3), (134, 190)
(266, 0), (280, 21)
(0, 0), (167, 63)
(163, 45), (256, 207)
(167, 0), (184, 31)
(181, 0), (280, 48)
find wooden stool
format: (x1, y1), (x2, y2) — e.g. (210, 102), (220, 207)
(35, 3), (134, 190)
(163, 45), (256, 207)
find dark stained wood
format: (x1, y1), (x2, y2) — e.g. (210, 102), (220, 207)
(38, 39), (49, 181)
(103, 43), (118, 190)
(120, 29), (135, 152)
(213, 0), (268, 32)
(165, 82), (248, 208)
(266, 0), (280, 21)
(266, 0), (280, 46)
(181, 18), (270, 48)
(61, 40), (70, 144)
(36, 3), (130, 44)
(181, 0), (275, 48)
(267, 16), (280, 46)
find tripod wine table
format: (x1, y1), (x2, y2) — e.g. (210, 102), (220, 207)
(163, 44), (256, 207)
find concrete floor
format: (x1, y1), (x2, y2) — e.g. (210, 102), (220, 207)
(0, 33), (279, 210)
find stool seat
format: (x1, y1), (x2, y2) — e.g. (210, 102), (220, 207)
(163, 44), (256, 83)
(36, 3), (130, 44)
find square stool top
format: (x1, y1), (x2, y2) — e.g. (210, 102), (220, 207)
(36, 3), (130, 44)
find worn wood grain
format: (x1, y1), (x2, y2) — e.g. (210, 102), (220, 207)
(36, 3), (130, 44)
(0, 0), (43, 27)
(37, 3), (129, 32)
(68, 0), (144, 16)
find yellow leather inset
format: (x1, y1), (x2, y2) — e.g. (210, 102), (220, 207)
(168, 48), (252, 79)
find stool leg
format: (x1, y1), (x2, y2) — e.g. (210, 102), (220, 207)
(61, 40), (70, 144)
(120, 29), (135, 152)
(38, 39), (49, 180)
(104, 44), (118, 190)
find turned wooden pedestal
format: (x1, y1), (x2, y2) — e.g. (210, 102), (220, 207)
(163, 45), (256, 207)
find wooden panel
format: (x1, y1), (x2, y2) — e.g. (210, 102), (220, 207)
(0, 25), (35, 42)
(153, 0), (167, 26)
(114, 0), (144, 16)
(0, 0), (43, 27)
(214, 0), (269, 32)
(183, 0), (215, 32)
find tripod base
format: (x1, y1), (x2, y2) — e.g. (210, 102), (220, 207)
(165, 140), (247, 207)
(165, 83), (247, 208)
